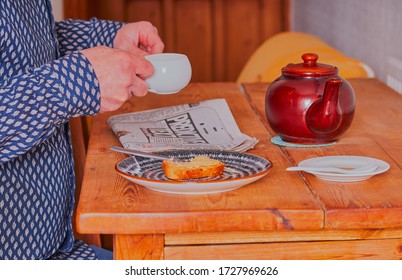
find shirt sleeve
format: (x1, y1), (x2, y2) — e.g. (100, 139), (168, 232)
(0, 51), (100, 163)
(55, 18), (124, 56)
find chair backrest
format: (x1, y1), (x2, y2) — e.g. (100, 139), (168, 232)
(70, 117), (102, 247)
(237, 31), (374, 84)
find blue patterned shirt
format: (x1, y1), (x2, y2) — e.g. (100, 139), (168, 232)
(0, 0), (123, 259)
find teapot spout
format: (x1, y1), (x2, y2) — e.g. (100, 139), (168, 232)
(306, 78), (343, 134)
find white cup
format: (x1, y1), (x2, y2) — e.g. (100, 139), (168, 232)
(145, 53), (192, 94)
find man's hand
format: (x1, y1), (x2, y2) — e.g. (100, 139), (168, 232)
(113, 21), (164, 56)
(80, 46), (153, 113)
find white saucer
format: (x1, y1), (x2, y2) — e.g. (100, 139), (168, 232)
(297, 156), (390, 182)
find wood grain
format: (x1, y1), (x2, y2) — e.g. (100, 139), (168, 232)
(165, 228), (402, 245)
(77, 79), (402, 259)
(70, 117), (102, 247)
(114, 234), (164, 260)
(164, 238), (402, 260)
(72, 0), (290, 82)
(243, 78), (402, 229)
(77, 83), (322, 235)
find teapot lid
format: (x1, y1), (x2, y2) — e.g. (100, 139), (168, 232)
(282, 53), (338, 77)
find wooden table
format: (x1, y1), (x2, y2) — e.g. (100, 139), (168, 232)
(77, 78), (402, 259)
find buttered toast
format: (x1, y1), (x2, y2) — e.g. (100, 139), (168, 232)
(162, 156), (225, 180)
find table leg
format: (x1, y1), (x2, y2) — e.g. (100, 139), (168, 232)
(113, 234), (165, 260)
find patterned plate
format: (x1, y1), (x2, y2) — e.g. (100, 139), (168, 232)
(115, 150), (272, 194)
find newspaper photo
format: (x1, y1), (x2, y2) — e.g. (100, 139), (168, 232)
(107, 99), (258, 153)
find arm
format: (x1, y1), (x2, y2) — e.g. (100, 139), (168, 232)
(55, 18), (124, 56)
(56, 19), (164, 57)
(0, 52), (100, 163)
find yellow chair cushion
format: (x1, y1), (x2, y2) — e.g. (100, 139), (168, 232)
(237, 32), (374, 83)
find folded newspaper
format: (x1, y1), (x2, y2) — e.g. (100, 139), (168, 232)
(107, 98), (259, 153)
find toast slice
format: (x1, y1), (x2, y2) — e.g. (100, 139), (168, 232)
(162, 155), (225, 180)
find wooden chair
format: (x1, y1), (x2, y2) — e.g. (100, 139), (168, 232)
(237, 31), (374, 83)
(70, 117), (102, 247)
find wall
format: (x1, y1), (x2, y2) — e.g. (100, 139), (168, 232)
(51, 0), (64, 21)
(291, 0), (402, 94)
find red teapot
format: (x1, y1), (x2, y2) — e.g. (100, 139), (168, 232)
(265, 53), (355, 144)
